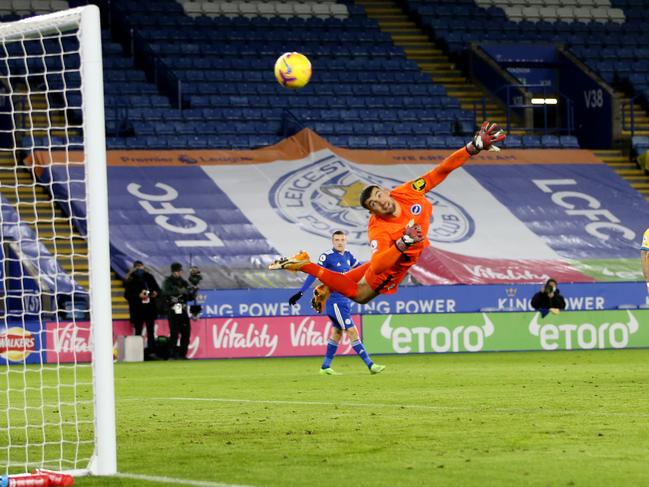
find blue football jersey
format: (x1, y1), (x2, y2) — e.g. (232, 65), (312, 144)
(317, 249), (359, 303)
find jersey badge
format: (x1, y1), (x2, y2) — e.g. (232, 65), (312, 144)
(411, 178), (426, 192)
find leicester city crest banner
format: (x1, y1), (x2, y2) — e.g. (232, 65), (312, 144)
(27, 129), (649, 286)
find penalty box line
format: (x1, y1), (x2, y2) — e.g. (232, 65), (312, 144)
(115, 471), (257, 487)
(120, 396), (649, 418)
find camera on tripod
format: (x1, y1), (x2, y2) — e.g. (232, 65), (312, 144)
(188, 266), (203, 287)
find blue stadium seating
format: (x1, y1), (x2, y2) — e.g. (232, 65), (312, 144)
(1, 1), (584, 150)
(98, 0), (485, 149)
(404, 0), (648, 118)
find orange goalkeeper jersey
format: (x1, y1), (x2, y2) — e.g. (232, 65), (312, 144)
(365, 147), (471, 294)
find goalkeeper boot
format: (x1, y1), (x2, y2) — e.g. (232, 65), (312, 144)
(311, 284), (331, 313)
(319, 367), (341, 376)
(268, 250), (311, 272)
(370, 364), (386, 375)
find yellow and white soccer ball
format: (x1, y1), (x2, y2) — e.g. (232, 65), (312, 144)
(274, 52), (312, 89)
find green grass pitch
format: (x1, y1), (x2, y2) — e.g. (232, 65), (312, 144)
(21, 350), (649, 486)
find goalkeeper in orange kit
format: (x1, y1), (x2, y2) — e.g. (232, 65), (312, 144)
(269, 121), (506, 312)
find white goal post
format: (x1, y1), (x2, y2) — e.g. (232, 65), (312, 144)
(0, 5), (115, 476)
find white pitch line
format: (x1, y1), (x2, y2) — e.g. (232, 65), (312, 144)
(119, 396), (649, 418)
(115, 471), (257, 487)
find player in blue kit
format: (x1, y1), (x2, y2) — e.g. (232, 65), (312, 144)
(288, 231), (386, 376)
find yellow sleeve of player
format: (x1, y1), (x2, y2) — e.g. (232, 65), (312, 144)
(641, 228), (649, 251)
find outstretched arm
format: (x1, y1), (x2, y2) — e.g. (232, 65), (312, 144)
(420, 147), (472, 189)
(408, 121), (506, 191)
(298, 275), (317, 294)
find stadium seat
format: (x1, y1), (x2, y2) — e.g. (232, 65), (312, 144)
(502, 135), (523, 148)
(294, 3), (312, 18)
(331, 4), (349, 19)
(540, 135), (560, 147)
(559, 135), (580, 148)
(11, 0), (31, 15)
(522, 135), (543, 148)
(348, 136), (369, 148)
(539, 7), (557, 21)
(425, 136), (447, 148)
(608, 8), (625, 23)
(521, 6), (541, 22)
(183, 2), (202, 17)
(368, 135), (388, 148)
(574, 7), (593, 22)
(556, 6), (576, 20)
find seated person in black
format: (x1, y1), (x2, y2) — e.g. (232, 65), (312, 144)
(531, 278), (566, 318)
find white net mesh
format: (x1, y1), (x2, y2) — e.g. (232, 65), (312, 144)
(0, 8), (104, 475)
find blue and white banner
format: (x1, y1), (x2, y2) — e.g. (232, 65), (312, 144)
(467, 165), (649, 259)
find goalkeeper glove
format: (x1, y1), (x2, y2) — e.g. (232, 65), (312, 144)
(466, 121), (506, 155)
(288, 291), (303, 306)
(395, 219), (424, 253)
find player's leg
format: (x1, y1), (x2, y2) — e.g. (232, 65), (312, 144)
(302, 264), (380, 303)
(270, 251), (367, 301)
(311, 263), (372, 312)
(345, 262), (371, 282)
(343, 315), (386, 375)
(320, 325), (343, 376)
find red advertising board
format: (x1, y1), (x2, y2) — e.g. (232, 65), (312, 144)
(45, 315), (362, 362)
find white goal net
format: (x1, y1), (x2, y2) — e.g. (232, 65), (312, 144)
(0, 6), (115, 476)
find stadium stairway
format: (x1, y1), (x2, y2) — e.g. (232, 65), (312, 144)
(594, 148), (649, 200)
(0, 146), (90, 298)
(617, 90), (649, 137)
(5, 88), (130, 320)
(354, 0), (520, 132)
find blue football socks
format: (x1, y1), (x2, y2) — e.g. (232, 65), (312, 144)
(352, 339), (374, 369)
(321, 339), (339, 369)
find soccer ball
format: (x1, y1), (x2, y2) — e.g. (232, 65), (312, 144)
(274, 52), (312, 89)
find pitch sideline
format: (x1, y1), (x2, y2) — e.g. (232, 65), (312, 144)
(120, 396), (649, 418)
(115, 471), (257, 487)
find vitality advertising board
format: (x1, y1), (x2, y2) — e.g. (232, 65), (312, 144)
(46, 315), (362, 362)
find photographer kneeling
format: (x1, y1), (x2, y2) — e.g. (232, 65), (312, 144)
(531, 278), (566, 318)
(162, 262), (201, 359)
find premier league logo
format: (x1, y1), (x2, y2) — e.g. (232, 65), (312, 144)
(269, 154), (474, 245)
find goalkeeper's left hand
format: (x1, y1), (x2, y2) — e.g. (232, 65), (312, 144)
(395, 219), (425, 253)
(466, 121), (506, 155)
